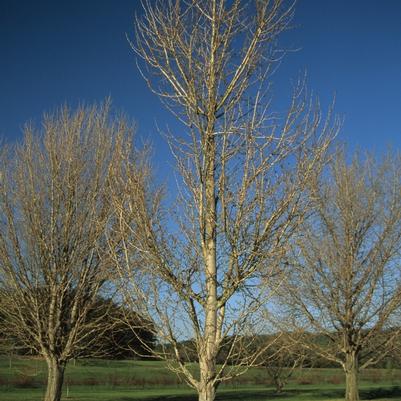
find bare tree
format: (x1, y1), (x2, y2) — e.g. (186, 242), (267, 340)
(260, 332), (305, 393)
(279, 150), (401, 401)
(0, 103), (138, 401)
(112, 1), (338, 401)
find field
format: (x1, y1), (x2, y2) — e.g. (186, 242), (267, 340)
(1, 358), (401, 401)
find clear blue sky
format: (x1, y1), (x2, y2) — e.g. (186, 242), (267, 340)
(1, 0), (400, 163)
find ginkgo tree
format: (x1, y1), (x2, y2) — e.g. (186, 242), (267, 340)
(279, 150), (401, 401)
(111, 1), (338, 401)
(0, 103), (141, 401)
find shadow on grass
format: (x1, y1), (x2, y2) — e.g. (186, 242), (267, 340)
(315, 386), (401, 400)
(361, 386), (401, 399)
(113, 386), (401, 401)
(114, 391), (272, 401)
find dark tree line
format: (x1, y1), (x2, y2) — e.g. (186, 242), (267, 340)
(0, 296), (155, 360)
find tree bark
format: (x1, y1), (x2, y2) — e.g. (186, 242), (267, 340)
(198, 380), (217, 401)
(198, 350), (218, 401)
(344, 352), (359, 401)
(44, 357), (66, 401)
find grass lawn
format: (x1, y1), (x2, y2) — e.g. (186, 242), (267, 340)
(1, 358), (401, 400)
(2, 386), (401, 401)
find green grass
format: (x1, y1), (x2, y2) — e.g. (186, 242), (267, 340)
(1, 358), (401, 400)
(2, 386), (401, 401)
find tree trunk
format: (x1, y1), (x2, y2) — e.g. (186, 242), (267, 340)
(275, 378), (284, 393)
(44, 357), (66, 401)
(199, 97), (218, 401)
(199, 356), (217, 401)
(344, 352), (359, 401)
(198, 381), (217, 401)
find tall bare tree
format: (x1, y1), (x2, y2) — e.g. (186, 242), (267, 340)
(112, 1), (338, 401)
(279, 150), (401, 401)
(0, 103), (138, 401)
